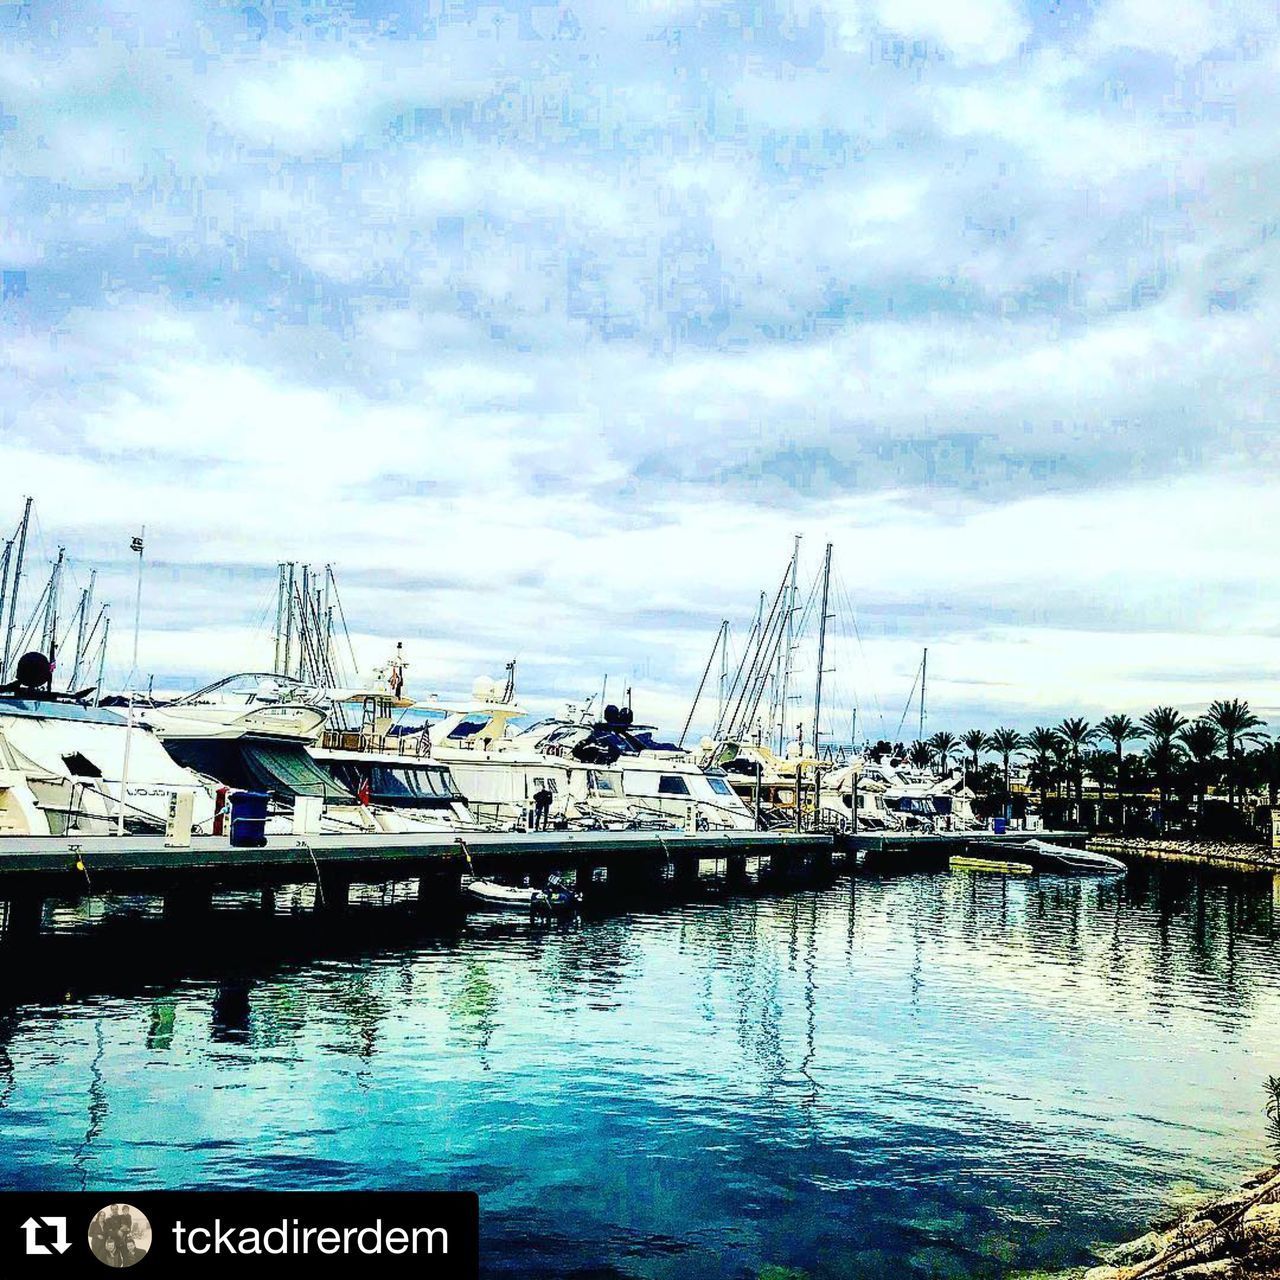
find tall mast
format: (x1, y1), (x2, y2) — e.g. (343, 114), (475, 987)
(679, 618), (728, 749)
(94, 609), (111, 706)
(811, 542), (833, 757)
(919, 646), (928, 741)
(42, 547), (65, 663)
(2, 497), (32, 682)
(0, 539), (11, 670)
(70, 570), (96, 689)
(299, 565), (311, 680)
(717, 620), (728, 729)
(282, 562), (296, 677)
(777, 533), (800, 752)
(273, 563), (287, 674)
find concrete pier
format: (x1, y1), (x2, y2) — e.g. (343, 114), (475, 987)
(0, 828), (830, 943)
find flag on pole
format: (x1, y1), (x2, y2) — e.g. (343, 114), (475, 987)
(130, 535), (144, 554)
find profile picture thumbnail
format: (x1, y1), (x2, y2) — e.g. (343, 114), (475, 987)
(87, 1203), (152, 1268)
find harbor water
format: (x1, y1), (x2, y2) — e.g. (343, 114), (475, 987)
(1, 862), (1278, 1278)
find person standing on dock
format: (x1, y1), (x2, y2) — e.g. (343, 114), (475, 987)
(533, 783), (553, 830)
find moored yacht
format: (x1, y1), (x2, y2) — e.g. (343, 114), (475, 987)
(307, 684), (476, 831)
(0, 653), (216, 835)
(137, 670), (475, 833)
(424, 677), (754, 830)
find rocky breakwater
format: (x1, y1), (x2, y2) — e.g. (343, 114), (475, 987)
(1087, 837), (1280, 872)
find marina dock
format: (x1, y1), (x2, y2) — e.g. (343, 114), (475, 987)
(0, 829), (834, 942)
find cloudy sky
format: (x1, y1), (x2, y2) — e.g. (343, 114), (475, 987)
(2, 0), (1278, 741)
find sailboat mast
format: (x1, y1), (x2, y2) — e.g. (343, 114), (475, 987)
(298, 565), (311, 680)
(919, 646), (928, 741)
(282, 562), (296, 677)
(777, 533), (800, 752)
(679, 618), (728, 749)
(2, 497), (32, 682)
(94, 610), (111, 706)
(717, 619), (728, 729)
(70, 570), (96, 689)
(42, 547), (65, 663)
(811, 542), (833, 757)
(0, 540), (11, 670)
(273, 563), (286, 674)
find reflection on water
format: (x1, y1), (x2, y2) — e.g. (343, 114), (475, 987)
(0, 863), (1278, 1278)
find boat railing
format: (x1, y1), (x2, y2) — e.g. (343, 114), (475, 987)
(320, 728), (432, 759)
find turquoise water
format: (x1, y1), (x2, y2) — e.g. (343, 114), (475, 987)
(1, 863), (1278, 1278)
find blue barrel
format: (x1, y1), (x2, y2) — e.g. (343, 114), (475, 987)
(229, 790), (269, 848)
(993, 816), (1007, 835)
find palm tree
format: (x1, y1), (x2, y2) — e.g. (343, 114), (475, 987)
(961, 729), (987, 783)
(908, 740), (935, 771)
(1097, 713), (1144, 829)
(986, 728), (1026, 813)
(927, 731), (959, 777)
(1025, 726), (1061, 815)
(1178, 720), (1222, 831)
(1055, 717), (1096, 814)
(1207, 698), (1266, 809)
(1141, 706), (1188, 830)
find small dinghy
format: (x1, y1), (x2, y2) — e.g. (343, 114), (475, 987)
(464, 874), (582, 918)
(1019, 839), (1127, 874)
(465, 879), (543, 909)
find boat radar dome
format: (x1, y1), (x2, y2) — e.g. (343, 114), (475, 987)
(14, 651), (52, 690)
(473, 676), (498, 702)
(785, 741), (802, 760)
(700, 736), (715, 752)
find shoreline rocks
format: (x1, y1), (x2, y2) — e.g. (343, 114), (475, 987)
(1020, 1164), (1280, 1280)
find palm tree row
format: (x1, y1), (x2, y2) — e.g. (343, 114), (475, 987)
(913, 697), (1271, 833)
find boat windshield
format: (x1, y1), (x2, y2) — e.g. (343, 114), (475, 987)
(171, 673), (319, 707)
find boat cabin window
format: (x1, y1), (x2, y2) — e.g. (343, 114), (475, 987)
(532, 776), (558, 794)
(447, 718), (488, 741)
(588, 771), (616, 794)
(62, 752), (103, 778)
(657, 775), (691, 796)
(706, 776), (733, 796)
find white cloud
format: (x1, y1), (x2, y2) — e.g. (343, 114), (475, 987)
(829, 0), (1030, 66)
(2, 1), (1279, 731)
(1088, 0), (1279, 63)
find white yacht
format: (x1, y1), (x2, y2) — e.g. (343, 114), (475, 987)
(137, 670), (475, 833)
(0, 681), (216, 837)
(424, 678), (754, 830)
(307, 685), (476, 831)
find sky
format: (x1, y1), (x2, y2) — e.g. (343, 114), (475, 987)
(2, 0), (1279, 743)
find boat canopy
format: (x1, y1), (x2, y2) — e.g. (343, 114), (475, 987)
(240, 742), (354, 801)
